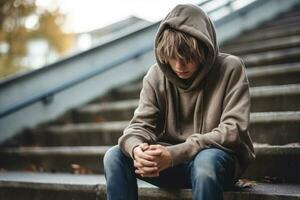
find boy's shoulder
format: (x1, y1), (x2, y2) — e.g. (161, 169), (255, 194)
(218, 53), (245, 69)
(216, 53), (246, 76)
(144, 63), (165, 83)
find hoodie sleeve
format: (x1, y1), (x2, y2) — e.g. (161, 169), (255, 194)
(118, 75), (160, 159)
(166, 57), (253, 166)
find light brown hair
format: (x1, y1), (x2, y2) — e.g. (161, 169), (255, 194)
(156, 28), (206, 64)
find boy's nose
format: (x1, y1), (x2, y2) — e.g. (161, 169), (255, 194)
(175, 60), (185, 69)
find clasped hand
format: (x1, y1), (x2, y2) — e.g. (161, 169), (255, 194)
(133, 143), (172, 177)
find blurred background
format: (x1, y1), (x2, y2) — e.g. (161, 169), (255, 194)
(0, 0), (256, 80)
(0, 0), (204, 79)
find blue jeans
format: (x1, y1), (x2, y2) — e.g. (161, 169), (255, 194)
(103, 145), (236, 200)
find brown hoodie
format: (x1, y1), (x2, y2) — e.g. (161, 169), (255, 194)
(118, 4), (255, 179)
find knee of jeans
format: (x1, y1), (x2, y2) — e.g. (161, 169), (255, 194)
(192, 149), (230, 182)
(103, 145), (123, 170)
(193, 163), (220, 183)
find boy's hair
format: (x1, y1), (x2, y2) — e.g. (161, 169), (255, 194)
(156, 28), (206, 64)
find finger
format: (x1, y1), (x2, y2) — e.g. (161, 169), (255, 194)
(134, 159), (156, 170)
(136, 151), (156, 162)
(149, 144), (161, 150)
(139, 143), (149, 150)
(144, 149), (162, 156)
(135, 169), (144, 175)
(134, 160), (143, 169)
(139, 166), (158, 173)
(137, 157), (157, 167)
(141, 144), (150, 151)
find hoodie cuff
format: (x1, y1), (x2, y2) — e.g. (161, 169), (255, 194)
(120, 137), (144, 159)
(166, 141), (193, 166)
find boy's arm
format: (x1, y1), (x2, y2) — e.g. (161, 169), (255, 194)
(166, 57), (255, 166)
(118, 76), (160, 159)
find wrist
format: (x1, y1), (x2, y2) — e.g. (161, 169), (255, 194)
(132, 145), (140, 160)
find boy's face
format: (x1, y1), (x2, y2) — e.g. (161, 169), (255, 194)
(168, 58), (200, 79)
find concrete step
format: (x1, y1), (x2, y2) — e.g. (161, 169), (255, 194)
(282, 9), (300, 19)
(22, 121), (128, 146)
(0, 144), (300, 181)
(243, 143), (300, 182)
(226, 27), (300, 44)
(76, 84), (300, 122)
(97, 83), (142, 102)
(255, 21), (300, 34)
(221, 35), (300, 55)
(247, 62), (300, 87)
(250, 84), (300, 112)
(75, 99), (139, 122)
(263, 15), (300, 28)
(1, 172), (300, 200)
(9, 111), (300, 147)
(241, 47), (300, 67)
(249, 111), (300, 145)
(0, 146), (110, 174)
(92, 79), (143, 103)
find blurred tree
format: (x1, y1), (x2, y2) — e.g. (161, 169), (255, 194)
(0, 0), (73, 79)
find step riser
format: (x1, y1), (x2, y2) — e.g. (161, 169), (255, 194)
(100, 90), (140, 102)
(228, 28), (300, 44)
(1, 185), (299, 200)
(28, 129), (121, 147)
(1, 150), (299, 182)
(15, 120), (300, 147)
(262, 17), (300, 28)
(251, 94), (300, 112)
(76, 109), (135, 123)
(243, 154), (300, 182)
(244, 53), (300, 67)
(250, 121), (300, 145)
(0, 187), (99, 200)
(0, 154), (104, 174)
(224, 43), (300, 56)
(249, 73), (300, 87)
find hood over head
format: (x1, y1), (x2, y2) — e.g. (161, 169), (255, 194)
(154, 4), (219, 90)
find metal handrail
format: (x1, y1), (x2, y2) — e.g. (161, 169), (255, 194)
(0, 45), (153, 118)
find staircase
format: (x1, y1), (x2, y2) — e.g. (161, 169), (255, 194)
(1, 5), (300, 200)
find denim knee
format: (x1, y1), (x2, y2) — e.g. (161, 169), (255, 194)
(191, 148), (234, 184)
(103, 145), (124, 171)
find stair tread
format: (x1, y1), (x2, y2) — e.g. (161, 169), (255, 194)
(1, 143), (300, 155)
(228, 26), (300, 44)
(46, 121), (129, 132)
(241, 47), (300, 65)
(78, 99), (139, 112)
(0, 171), (299, 198)
(246, 62), (300, 77)
(250, 111), (300, 122)
(250, 84), (300, 97)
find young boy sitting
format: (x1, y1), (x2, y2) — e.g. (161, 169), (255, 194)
(104, 3), (255, 200)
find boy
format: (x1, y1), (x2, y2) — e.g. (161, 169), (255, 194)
(104, 4), (255, 200)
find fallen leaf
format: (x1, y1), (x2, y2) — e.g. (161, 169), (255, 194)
(71, 164), (93, 174)
(235, 179), (257, 188)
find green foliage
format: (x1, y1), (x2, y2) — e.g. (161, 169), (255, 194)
(0, 0), (73, 79)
